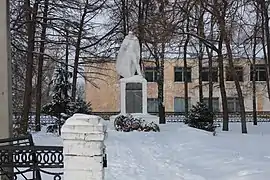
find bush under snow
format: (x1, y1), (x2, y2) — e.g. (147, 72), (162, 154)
(114, 114), (160, 132)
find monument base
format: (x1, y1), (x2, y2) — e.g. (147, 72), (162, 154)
(110, 113), (159, 125)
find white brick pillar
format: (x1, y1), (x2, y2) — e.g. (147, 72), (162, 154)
(61, 114), (107, 180)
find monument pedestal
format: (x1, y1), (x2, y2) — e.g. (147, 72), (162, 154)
(110, 75), (159, 124)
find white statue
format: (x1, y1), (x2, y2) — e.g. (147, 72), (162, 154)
(116, 31), (142, 78)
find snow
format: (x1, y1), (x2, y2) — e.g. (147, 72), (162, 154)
(32, 122), (270, 180)
(63, 113), (103, 125)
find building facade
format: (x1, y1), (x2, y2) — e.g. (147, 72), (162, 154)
(85, 58), (270, 112)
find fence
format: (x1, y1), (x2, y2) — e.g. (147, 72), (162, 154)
(13, 113), (58, 125)
(1, 114), (107, 180)
(12, 111), (270, 126)
(0, 135), (63, 180)
(92, 111), (270, 122)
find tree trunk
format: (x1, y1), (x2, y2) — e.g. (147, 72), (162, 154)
(21, 0), (39, 134)
(222, 24), (247, 133)
(121, 0), (128, 36)
(260, 0), (270, 100)
(207, 16), (214, 112)
(217, 35), (229, 131)
(212, 0), (229, 131)
(138, 0), (144, 67)
(184, 18), (190, 118)
(206, 47), (213, 112)
(158, 42), (166, 124)
(126, 0), (129, 32)
(35, 0), (49, 132)
(252, 36), (257, 125)
(252, 8), (259, 125)
(198, 7), (204, 103)
(65, 24), (69, 99)
(261, 21), (270, 101)
(71, 2), (88, 102)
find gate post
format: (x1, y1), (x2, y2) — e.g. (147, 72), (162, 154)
(61, 114), (107, 180)
(0, 1), (13, 179)
(0, 0), (12, 140)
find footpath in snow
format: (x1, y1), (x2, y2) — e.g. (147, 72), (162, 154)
(33, 122), (270, 180)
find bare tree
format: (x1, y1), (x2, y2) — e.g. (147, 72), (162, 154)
(206, 16), (215, 112)
(183, 21), (190, 118)
(21, 0), (39, 134)
(258, 0), (270, 101)
(212, 0), (247, 133)
(252, 2), (260, 125)
(177, 0), (231, 131)
(142, 0), (183, 124)
(35, 0), (49, 132)
(197, 4), (204, 103)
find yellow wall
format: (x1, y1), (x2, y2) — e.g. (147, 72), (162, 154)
(85, 59), (269, 112)
(85, 62), (120, 112)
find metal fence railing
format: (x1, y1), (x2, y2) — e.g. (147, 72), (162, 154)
(12, 111), (270, 126)
(92, 111), (270, 122)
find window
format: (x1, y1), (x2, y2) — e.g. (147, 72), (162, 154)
(174, 67), (192, 82)
(227, 97), (240, 112)
(226, 66), (244, 81)
(202, 97), (220, 112)
(250, 64), (267, 81)
(201, 67), (218, 82)
(145, 67), (158, 82)
(174, 97), (191, 112)
(147, 98), (159, 112)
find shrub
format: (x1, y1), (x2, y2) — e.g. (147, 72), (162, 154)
(114, 114), (160, 132)
(40, 66), (92, 135)
(42, 98), (92, 135)
(184, 102), (216, 132)
(69, 97), (92, 115)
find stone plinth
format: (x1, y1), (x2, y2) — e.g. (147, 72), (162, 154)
(61, 114), (107, 180)
(120, 75), (147, 114)
(110, 75), (159, 124)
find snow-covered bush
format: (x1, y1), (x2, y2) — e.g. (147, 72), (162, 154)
(43, 98), (92, 134)
(114, 114), (160, 132)
(42, 66), (91, 135)
(184, 102), (216, 132)
(69, 98), (92, 115)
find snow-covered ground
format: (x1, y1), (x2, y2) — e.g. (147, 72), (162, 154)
(32, 122), (270, 180)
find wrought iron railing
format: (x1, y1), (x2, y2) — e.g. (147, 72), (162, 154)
(91, 111), (270, 122)
(0, 135), (63, 180)
(12, 111), (270, 126)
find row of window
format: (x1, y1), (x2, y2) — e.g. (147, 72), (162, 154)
(145, 64), (267, 82)
(147, 97), (240, 113)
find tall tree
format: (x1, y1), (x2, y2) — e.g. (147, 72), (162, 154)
(183, 18), (190, 118)
(143, 0), (179, 124)
(71, 0), (89, 101)
(35, 0), (50, 132)
(213, 0), (247, 133)
(197, 4), (204, 103)
(251, 2), (260, 125)
(206, 15), (215, 112)
(21, 0), (39, 134)
(259, 0), (270, 101)
(66, 0), (109, 101)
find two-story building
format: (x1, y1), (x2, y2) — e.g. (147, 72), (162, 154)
(85, 58), (270, 112)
